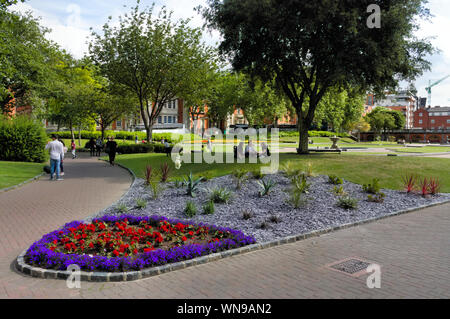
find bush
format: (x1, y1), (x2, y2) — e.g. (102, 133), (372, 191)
(337, 196), (358, 210)
(202, 201), (215, 215)
(209, 187), (232, 204)
(328, 175), (344, 185)
(0, 115), (48, 163)
(363, 178), (381, 194)
(184, 201), (197, 218)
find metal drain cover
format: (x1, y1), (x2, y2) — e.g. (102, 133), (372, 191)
(327, 258), (374, 277)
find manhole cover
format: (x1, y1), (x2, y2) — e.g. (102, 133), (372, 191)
(329, 258), (372, 275)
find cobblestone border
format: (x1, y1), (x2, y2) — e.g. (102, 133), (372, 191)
(0, 172), (44, 193)
(15, 197), (450, 282)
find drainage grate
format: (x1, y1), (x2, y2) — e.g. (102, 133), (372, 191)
(330, 258), (371, 275)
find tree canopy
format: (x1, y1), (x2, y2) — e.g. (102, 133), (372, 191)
(200, 0), (434, 153)
(89, 2), (216, 141)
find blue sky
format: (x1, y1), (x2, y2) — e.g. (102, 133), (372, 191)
(9, 0), (450, 107)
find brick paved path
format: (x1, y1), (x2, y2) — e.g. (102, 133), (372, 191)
(0, 155), (449, 299)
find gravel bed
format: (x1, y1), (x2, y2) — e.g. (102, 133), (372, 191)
(88, 173), (450, 243)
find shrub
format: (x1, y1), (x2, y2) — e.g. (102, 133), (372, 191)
(281, 161), (302, 178)
(144, 165), (154, 186)
(402, 174), (416, 194)
(328, 175), (343, 185)
(116, 203), (129, 214)
(183, 172), (204, 197)
(304, 162), (315, 177)
(232, 169), (248, 190)
(209, 187), (232, 204)
(367, 192), (385, 203)
(332, 185), (348, 196)
(363, 178), (381, 194)
(288, 175), (309, 208)
(184, 201), (197, 217)
(242, 210), (254, 220)
(258, 179), (277, 197)
(135, 198), (147, 210)
(291, 174), (310, 194)
(202, 201), (215, 215)
(149, 179), (163, 200)
(259, 221), (270, 230)
(337, 196), (358, 210)
(419, 177), (429, 197)
(269, 215), (281, 223)
(160, 162), (171, 183)
(428, 177), (441, 195)
(251, 170), (265, 180)
(0, 115), (48, 163)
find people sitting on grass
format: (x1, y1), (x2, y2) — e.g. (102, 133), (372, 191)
(259, 142), (271, 158)
(245, 139), (257, 158)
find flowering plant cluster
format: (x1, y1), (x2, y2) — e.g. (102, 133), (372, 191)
(24, 215), (256, 273)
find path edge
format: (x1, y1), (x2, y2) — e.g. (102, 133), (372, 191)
(0, 172), (45, 193)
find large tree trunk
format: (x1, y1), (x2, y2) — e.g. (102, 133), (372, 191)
(297, 121), (309, 154)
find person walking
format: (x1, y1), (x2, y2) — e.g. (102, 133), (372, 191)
(105, 136), (118, 166)
(45, 134), (64, 181)
(95, 137), (103, 157)
(88, 138), (96, 157)
(58, 138), (67, 176)
(71, 139), (77, 159)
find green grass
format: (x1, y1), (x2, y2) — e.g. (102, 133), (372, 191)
(390, 147), (450, 154)
(112, 153), (450, 193)
(0, 161), (44, 189)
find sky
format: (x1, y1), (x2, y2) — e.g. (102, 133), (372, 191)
(9, 0), (450, 107)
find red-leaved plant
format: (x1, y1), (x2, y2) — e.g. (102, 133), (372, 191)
(419, 177), (429, 197)
(161, 163), (171, 183)
(144, 165), (153, 186)
(428, 177), (441, 195)
(402, 174), (416, 194)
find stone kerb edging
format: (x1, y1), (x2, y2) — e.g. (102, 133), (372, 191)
(0, 172), (45, 193)
(15, 197), (450, 282)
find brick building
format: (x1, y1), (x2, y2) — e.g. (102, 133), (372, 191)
(413, 106), (450, 130)
(372, 90), (417, 129)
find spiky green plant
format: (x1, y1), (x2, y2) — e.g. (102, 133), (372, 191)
(184, 201), (197, 217)
(209, 187), (232, 204)
(258, 179), (277, 197)
(232, 169), (248, 189)
(183, 172), (204, 197)
(202, 200), (215, 215)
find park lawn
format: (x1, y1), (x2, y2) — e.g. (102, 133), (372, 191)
(390, 147), (450, 154)
(112, 153), (450, 192)
(0, 161), (44, 189)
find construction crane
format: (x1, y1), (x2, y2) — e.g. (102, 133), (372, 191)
(425, 75), (450, 107)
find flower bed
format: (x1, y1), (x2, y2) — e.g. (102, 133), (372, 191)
(24, 215), (256, 273)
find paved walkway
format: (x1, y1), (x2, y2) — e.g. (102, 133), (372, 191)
(0, 156), (449, 299)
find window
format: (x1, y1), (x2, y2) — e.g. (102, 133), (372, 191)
(431, 119), (435, 124)
(168, 116), (172, 124)
(447, 119), (450, 124)
(164, 116), (167, 123)
(173, 116), (177, 123)
(419, 113), (423, 117)
(116, 120), (122, 128)
(158, 116), (162, 124)
(419, 120), (423, 124)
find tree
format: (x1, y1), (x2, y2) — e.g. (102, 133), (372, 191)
(89, 2), (215, 142)
(181, 61), (220, 134)
(349, 117), (371, 142)
(200, 0), (434, 153)
(365, 107), (405, 139)
(0, 0), (25, 8)
(0, 9), (61, 115)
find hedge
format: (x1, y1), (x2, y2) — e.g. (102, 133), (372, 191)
(48, 131), (184, 144)
(116, 143), (169, 154)
(273, 130), (350, 138)
(0, 115), (48, 163)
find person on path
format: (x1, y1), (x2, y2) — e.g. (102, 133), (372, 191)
(105, 136), (118, 166)
(164, 140), (171, 157)
(89, 138), (96, 157)
(45, 135), (64, 181)
(71, 139), (77, 159)
(58, 138), (67, 176)
(206, 138), (213, 153)
(95, 137), (103, 157)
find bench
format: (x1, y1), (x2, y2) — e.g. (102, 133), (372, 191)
(308, 149), (342, 154)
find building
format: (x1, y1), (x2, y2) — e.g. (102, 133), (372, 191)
(372, 90), (417, 129)
(413, 106), (450, 131)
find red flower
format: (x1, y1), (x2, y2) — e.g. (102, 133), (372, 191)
(182, 236), (187, 242)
